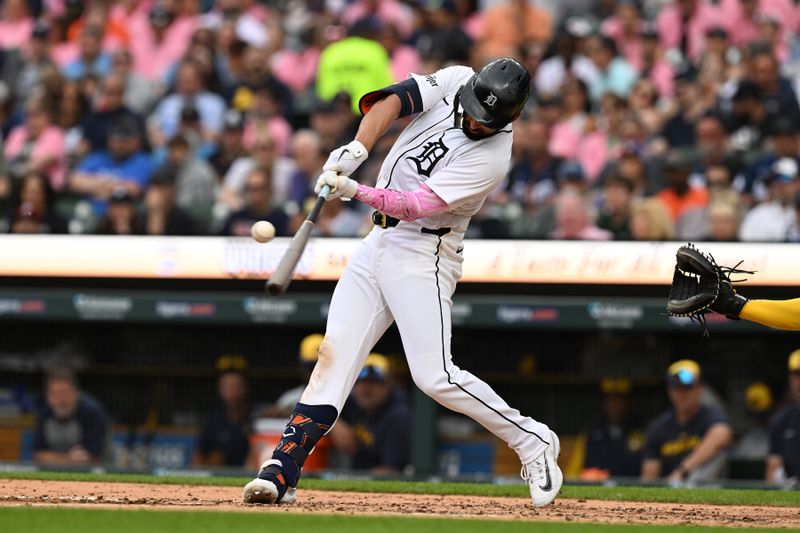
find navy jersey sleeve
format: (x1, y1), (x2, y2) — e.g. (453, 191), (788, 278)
(78, 398), (109, 458)
(769, 409), (787, 455)
(698, 407), (731, 434)
(643, 417), (666, 460)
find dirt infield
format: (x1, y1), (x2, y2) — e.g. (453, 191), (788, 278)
(1, 479), (799, 528)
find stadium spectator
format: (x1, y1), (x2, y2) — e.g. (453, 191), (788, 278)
(600, 0), (645, 70)
(62, 26), (111, 81)
(128, 2), (196, 83)
(656, 0), (721, 63)
(11, 21), (56, 105)
(219, 166), (289, 237)
(641, 360), (733, 482)
(732, 382), (773, 462)
(767, 350), (800, 483)
(164, 133), (217, 221)
(218, 130), (295, 214)
(33, 367), (109, 465)
(241, 81), (293, 157)
(70, 117), (154, 217)
(628, 78), (665, 137)
(196, 356), (252, 467)
(150, 60), (226, 147)
(597, 175), (636, 240)
(80, 73), (144, 153)
(585, 34), (638, 103)
(638, 23), (675, 99)
(136, 164), (201, 236)
(314, 199), (366, 238)
(5, 172), (67, 234)
(309, 95), (355, 155)
(0, 0), (33, 51)
(629, 198), (675, 240)
(736, 118), (799, 205)
(379, 21), (421, 82)
(341, 0), (414, 39)
(95, 187), (138, 235)
(5, 97), (67, 190)
(703, 198), (742, 241)
(535, 22), (597, 97)
(739, 157), (799, 241)
(316, 18), (393, 114)
(503, 116), (562, 215)
(413, 1), (473, 70)
(478, 0), (552, 59)
(329, 354), (411, 473)
(287, 130), (326, 207)
(749, 50), (800, 127)
(210, 109), (247, 180)
(654, 150), (708, 222)
(660, 68), (706, 149)
(549, 79), (591, 160)
(571, 378), (645, 479)
(109, 49), (158, 116)
(266, 334), (324, 419)
(550, 189), (613, 240)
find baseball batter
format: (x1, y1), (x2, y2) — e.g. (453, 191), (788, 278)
(244, 58), (562, 508)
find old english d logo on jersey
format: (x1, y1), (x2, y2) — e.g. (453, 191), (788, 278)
(408, 132), (449, 178)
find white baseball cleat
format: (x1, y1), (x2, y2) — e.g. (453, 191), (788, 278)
(243, 478), (297, 504)
(521, 430), (563, 508)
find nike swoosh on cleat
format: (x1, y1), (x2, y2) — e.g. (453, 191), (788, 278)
(538, 462), (552, 491)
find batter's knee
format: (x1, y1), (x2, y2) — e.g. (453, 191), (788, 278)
(409, 362), (449, 399)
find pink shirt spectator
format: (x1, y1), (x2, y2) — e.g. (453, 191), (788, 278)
(271, 48), (320, 92)
(5, 125), (67, 190)
(719, 0), (791, 61)
(551, 225), (613, 240)
(648, 59), (675, 98)
(549, 115), (589, 160)
(128, 14), (197, 82)
(576, 130), (621, 183)
(601, 16), (644, 71)
(389, 45), (422, 82)
(0, 17), (33, 50)
(656, 1), (721, 63)
(243, 117), (292, 156)
(342, 0), (413, 38)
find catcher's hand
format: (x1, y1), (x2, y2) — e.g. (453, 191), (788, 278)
(666, 243), (753, 336)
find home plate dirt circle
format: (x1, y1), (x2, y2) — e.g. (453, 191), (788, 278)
(1, 479), (799, 528)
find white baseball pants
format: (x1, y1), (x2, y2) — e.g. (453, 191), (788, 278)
(300, 224), (550, 463)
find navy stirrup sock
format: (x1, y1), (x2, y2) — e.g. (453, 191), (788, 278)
(259, 403), (338, 492)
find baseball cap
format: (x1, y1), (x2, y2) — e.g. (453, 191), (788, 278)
(358, 353), (390, 381)
(745, 382), (773, 413)
(557, 160), (586, 183)
(601, 377), (631, 395)
(216, 354), (247, 373)
(789, 349), (800, 372)
(771, 157), (798, 183)
(667, 359), (701, 387)
(299, 333), (324, 365)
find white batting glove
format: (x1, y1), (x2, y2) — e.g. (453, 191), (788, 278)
(323, 140), (368, 176)
(315, 171), (358, 202)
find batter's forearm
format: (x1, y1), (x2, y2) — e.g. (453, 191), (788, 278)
(739, 299), (800, 330)
(354, 183), (449, 221)
(354, 94), (401, 152)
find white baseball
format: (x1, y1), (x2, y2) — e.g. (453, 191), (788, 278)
(251, 220), (276, 243)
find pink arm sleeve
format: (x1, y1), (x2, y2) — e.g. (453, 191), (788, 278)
(354, 183), (449, 221)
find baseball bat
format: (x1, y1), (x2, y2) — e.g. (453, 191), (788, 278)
(265, 185), (330, 296)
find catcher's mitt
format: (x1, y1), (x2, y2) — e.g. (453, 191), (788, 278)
(666, 243), (753, 336)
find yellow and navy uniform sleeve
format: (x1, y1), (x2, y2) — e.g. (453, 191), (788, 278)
(739, 298), (800, 330)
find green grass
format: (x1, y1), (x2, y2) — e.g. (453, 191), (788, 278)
(0, 508), (785, 533)
(3, 470), (800, 507)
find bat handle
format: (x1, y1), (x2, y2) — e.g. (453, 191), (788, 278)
(319, 184), (331, 200)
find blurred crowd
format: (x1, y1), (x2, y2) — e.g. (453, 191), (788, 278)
(1, 0), (800, 241)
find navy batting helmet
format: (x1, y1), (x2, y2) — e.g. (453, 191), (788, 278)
(459, 58), (532, 130)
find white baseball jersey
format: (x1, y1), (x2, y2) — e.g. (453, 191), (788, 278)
(298, 63), (553, 473)
(375, 66), (514, 235)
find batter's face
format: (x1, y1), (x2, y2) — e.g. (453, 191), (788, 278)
(462, 114), (498, 140)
